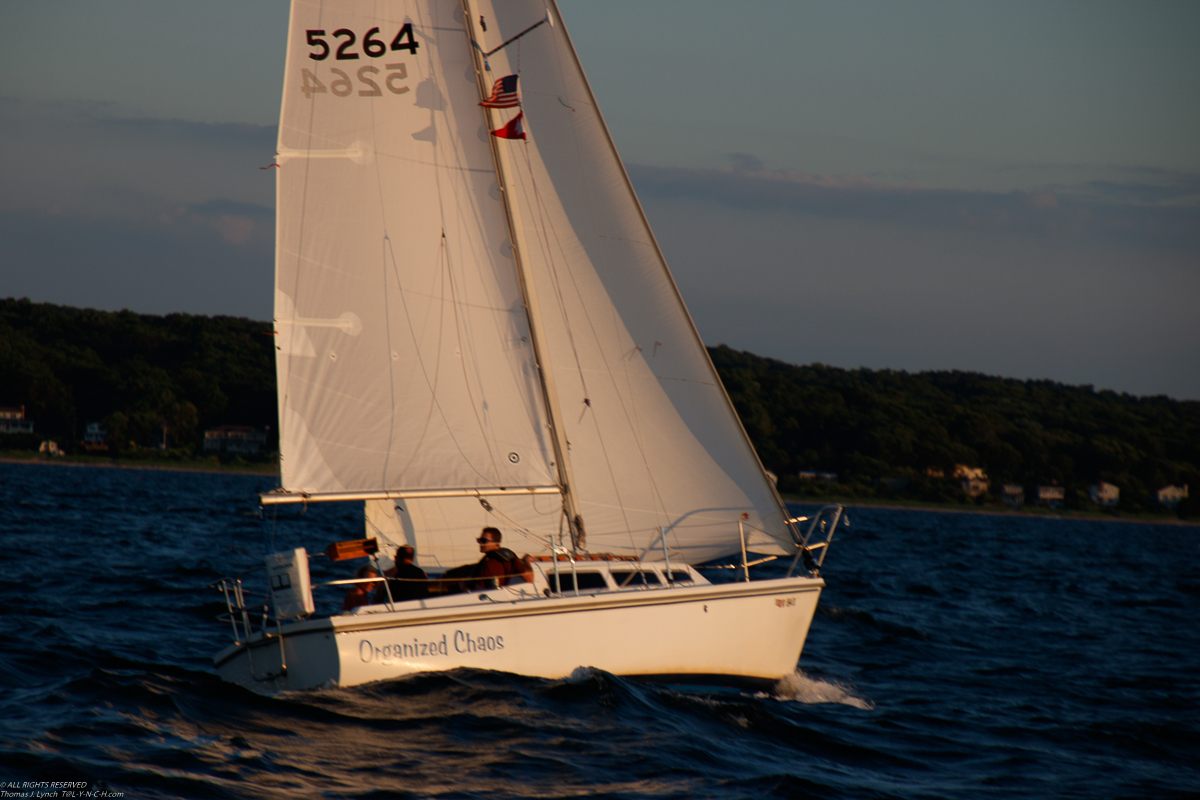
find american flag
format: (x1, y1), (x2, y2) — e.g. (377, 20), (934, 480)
(480, 74), (520, 108)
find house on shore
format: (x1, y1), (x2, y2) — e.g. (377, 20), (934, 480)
(0, 406), (34, 435)
(1156, 484), (1189, 510)
(1089, 481), (1120, 508)
(204, 426), (268, 455)
(954, 465), (989, 497)
(1036, 485), (1065, 509)
(83, 422), (108, 452)
(1002, 484), (1024, 509)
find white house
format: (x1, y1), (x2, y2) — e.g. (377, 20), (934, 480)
(1156, 484), (1189, 509)
(1089, 481), (1120, 507)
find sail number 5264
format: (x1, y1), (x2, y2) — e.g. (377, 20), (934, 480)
(300, 64), (408, 99)
(305, 24), (419, 61)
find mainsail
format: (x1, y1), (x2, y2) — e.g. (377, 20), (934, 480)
(275, 0), (795, 566)
(275, 0), (558, 495)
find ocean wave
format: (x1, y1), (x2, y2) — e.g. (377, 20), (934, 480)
(770, 670), (874, 709)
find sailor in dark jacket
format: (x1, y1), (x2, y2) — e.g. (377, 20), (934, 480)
(471, 527), (533, 589)
(374, 544), (429, 603)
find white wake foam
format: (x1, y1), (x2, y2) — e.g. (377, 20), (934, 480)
(567, 666), (603, 683)
(769, 670), (874, 709)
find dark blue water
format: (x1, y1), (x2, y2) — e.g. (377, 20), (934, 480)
(1, 462), (1197, 799)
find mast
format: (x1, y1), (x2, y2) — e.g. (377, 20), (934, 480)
(460, 0), (586, 551)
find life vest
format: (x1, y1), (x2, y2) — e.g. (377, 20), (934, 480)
(478, 547), (523, 586)
(482, 547), (520, 570)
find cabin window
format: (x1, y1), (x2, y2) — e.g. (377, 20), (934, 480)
(547, 571), (608, 593)
(668, 571), (693, 583)
(611, 570), (660, 587)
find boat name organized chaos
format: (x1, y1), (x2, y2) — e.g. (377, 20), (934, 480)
(359, 630), (504, 663)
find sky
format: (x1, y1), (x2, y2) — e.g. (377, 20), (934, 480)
(1, 0), (1197, 399)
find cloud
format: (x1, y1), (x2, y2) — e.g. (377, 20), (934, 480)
(627, 163), (1200, 250)
(153, 199), (273, 248)
(0, 209), (273, 319)
(727, 153), (763, 172)
(638, 190), (1200, 399)
(0, 97), (276, 222)
(1028, 191), (1059, 210)
(0, 99), (276, 317)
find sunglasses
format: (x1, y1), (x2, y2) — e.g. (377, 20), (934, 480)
(476, 536), (496, 544)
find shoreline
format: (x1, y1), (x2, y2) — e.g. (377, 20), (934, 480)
(3, 457), (1193, 528)
(0, 454), (279, 477)
(811, 496), (1195, 527)
(782, 495), (1199, 528)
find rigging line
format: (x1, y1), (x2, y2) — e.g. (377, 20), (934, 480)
(534, 7), (676, 533)
(511, 149), (642, 551)
(523, 29), (662, 513)
(382, 0), (438, 485)
(426, 236), (502, 483)
(380, 236), (398, 487)
(557, 119), (674, 535)
(479, 14), (550, 57)
(444, 227), (502, 480)
(528, 491), (562, 516)
(386, 235), (448, 481)
(508, 104), (646, 540)
(512, 126), (666, 551)
(365, 36), (399, 489)
(532, 16), (592, 402)
(458, 1), (566, 489)
(478, 500), (552, 549)
(364, 512), (401, 550)
(388, 236), (502, 486)
(387, 4), (500, 487)
(516, 146), (589, 401)
(467, 4), (580, 538)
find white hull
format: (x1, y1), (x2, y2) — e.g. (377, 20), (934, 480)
(215, 576), (823, 692)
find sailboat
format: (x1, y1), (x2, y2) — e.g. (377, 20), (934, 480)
(213, 0), (843, 692)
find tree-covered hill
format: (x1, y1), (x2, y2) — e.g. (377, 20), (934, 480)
(710, 345), (1198, 514)
(2, 299), (1195, 515)
(0, 298), (275, 454)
